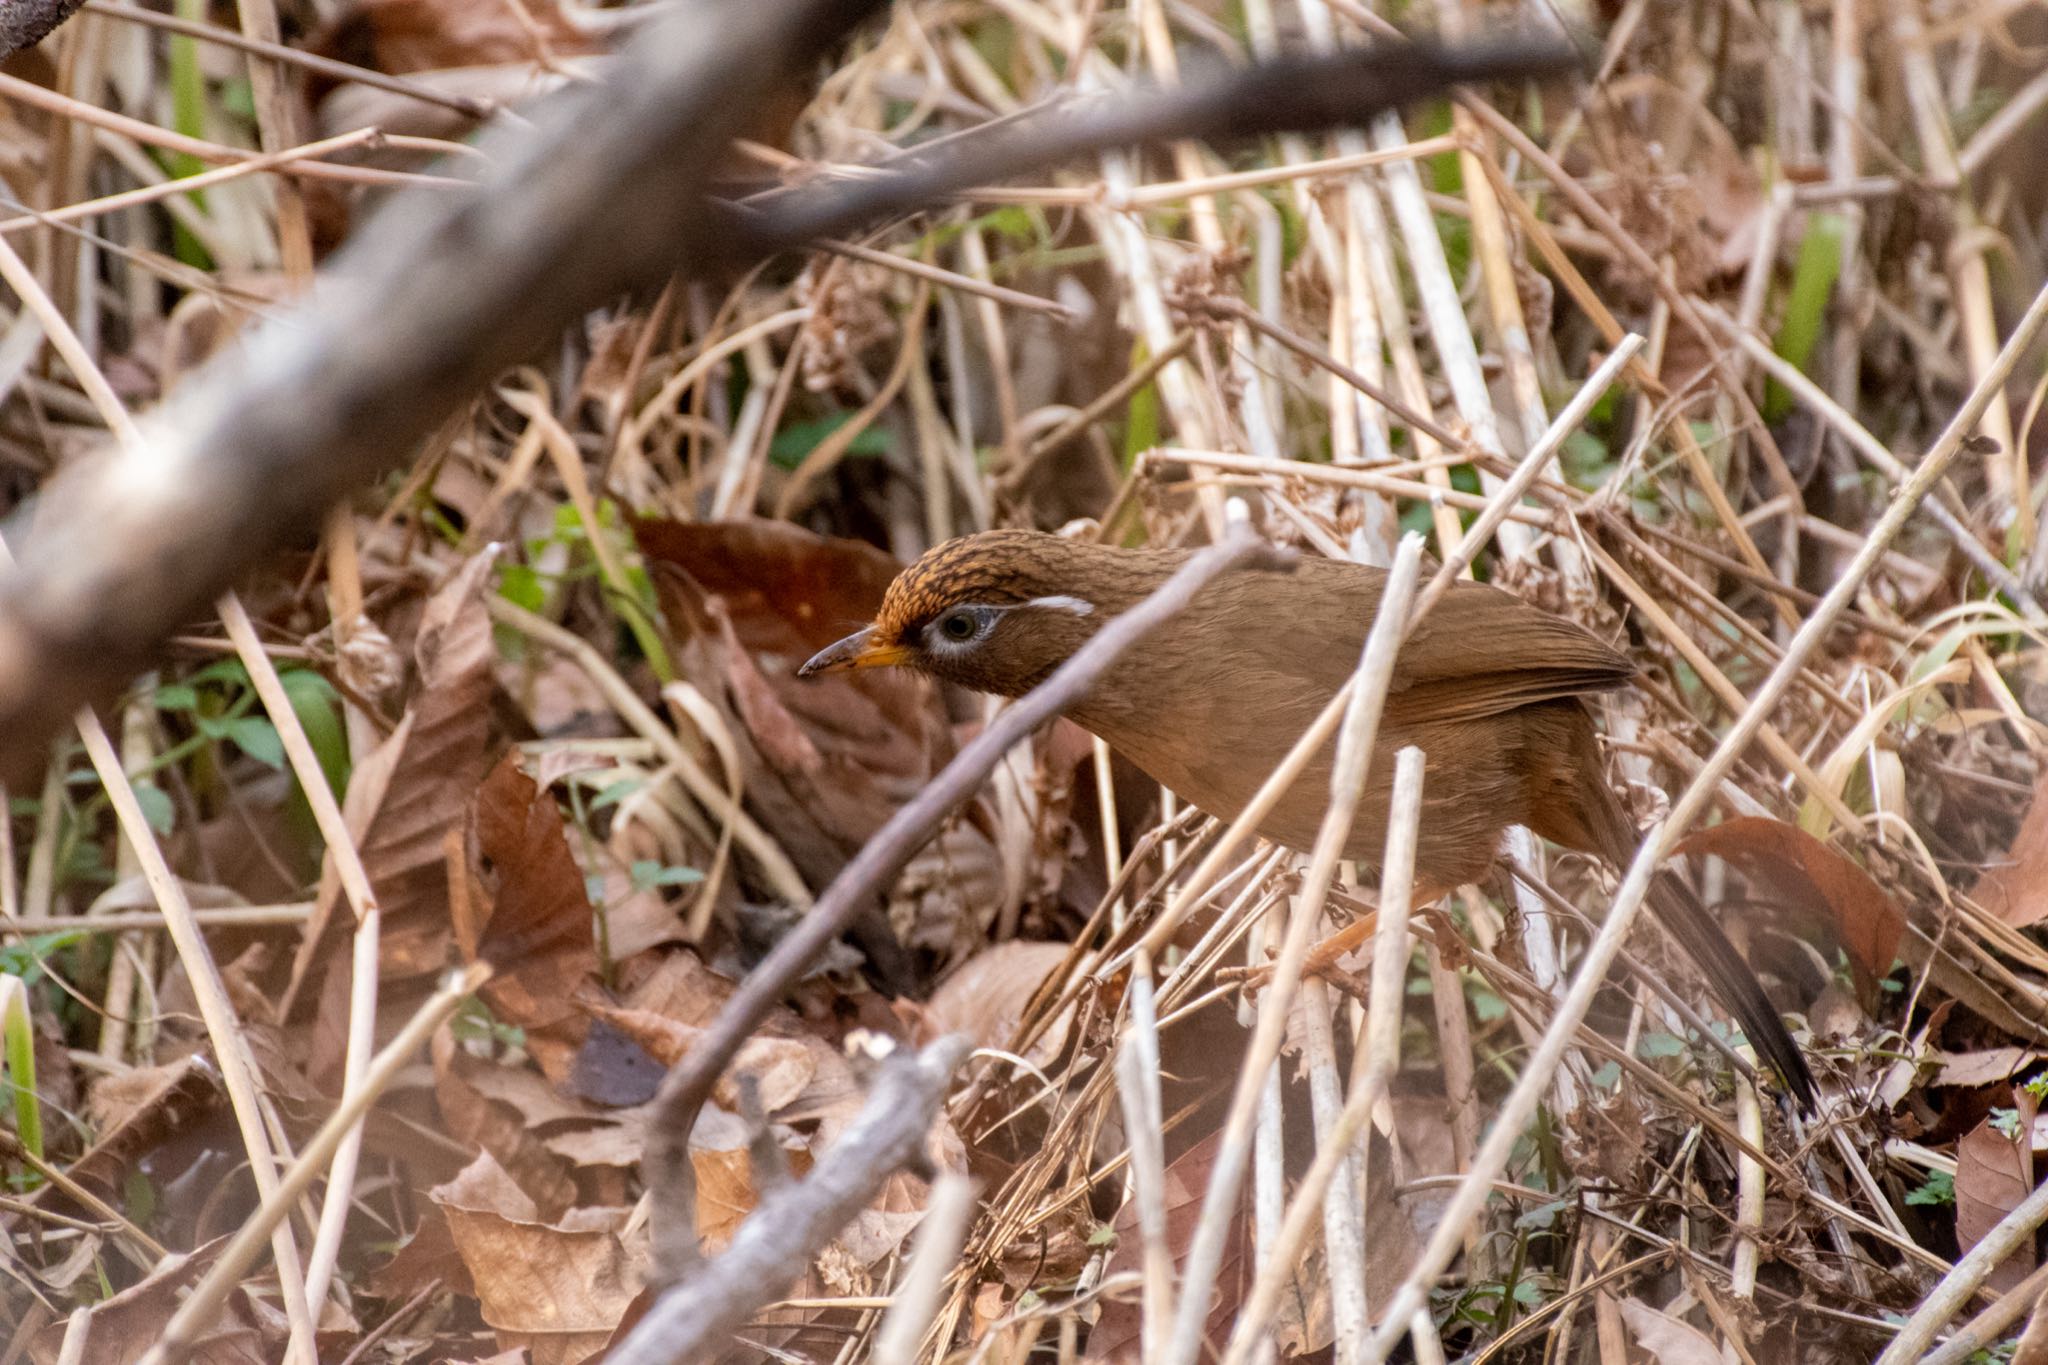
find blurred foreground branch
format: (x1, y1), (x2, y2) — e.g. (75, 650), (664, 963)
(0, 0), (88, 60)
(0, 1), (1573, 775)
(611, 1035), (971, 1365)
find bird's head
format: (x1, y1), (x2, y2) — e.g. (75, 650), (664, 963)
(799, 530), (1148, 697)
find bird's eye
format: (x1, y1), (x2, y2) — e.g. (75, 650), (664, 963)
(939, 611), (978, 642)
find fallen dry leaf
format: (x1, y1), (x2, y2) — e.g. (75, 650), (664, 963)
(1931, 1048), (2047, 1090)
(67, 1055), (221, 1197)
(1618, 1295), (1733, 1365)
(432, 1149), (646, 1365)
(305, 551), (501, 995)
(641, 520), (948, 939)
(919, 938), (1074, 1067)
(28, 1240), (271, 1365)
(1956, 1114), (2038, 1296)
(1674, 816), (1906, 1000)
(433, 1029), (584, 1221)
(1088, 1127), (1253, 1362)
(455, 753), (600, 1084)
(1973, 768), (2048, 927)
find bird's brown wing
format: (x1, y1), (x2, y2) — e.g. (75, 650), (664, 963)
(1388, 579), (1634, 724)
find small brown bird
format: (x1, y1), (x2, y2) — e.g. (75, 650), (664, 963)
(801, 529), (1814, 1106)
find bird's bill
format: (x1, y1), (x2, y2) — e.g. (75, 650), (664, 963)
(798, 627), (912, 676)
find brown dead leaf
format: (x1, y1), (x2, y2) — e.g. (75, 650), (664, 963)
(1618, 1296), (1733, 1365)
(1957, 1115), (2039, 1296)
(456, 753), (599, 1083)
(307, 0), (599, 81)
(919, 939), (1073, 1066)
(640, 519), (946, 895)
(582, 1002), (858, 1124)
(1974, 769), (2048, 927)
(300, 551), (500, 1001)
(1674, 816), (1906, 1000)
(1088, 1127), (1252, 1362)
(65, 1055), (221, 1196)
(1932, 1048), (2047, 1089)
(433, 1029), (582, 1220)
(367, 1201), (475, 1301)
(28, 1240), (273, 1365)
(432, 1150), (646, 1365)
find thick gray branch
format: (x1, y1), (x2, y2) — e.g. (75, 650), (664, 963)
(0, 0), (88, 60)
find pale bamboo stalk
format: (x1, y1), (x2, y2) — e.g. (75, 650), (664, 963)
(869, 1173), (976, 1365)
(95, 695), (150, 1064)
(81, 711), (320, 1359)
(1731, 1076), (1764, 1300)
(1340, 170), (1465, 553)
(1112, 136), (1461, 207)
(231, 0), (315, 281)
(1920, 1259), (2048, 1365)
(0, 905), (313, 932)
(1701, 306), (2040, 618)
(1116, 959), (1175, 1362)
(1298, 974), (1369, 1363)
(1415, 337), (1645, 615)
(1364, 274), (2048, 1363)
(1249, 907), (1286, 1365)
(1877, 1172), (2048, 1364)
(0, 128), (385, 235)
(1148, 451), (1552, 527)
(219, 593), (382, 1319)
(1582, 539), (1865, 829)
(1894, 4), (2014, 499)
(959, 224), (1021, 465)
(0, 230), (321, 1363)
(1216, 745), (1426, 1365)
(1161, 536), (1423, 1365)
(825, 235), (1072, 318)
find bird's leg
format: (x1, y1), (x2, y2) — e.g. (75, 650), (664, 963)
(1224, 880), (1456, 995)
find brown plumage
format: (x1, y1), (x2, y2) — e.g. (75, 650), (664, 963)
(802, 529), (1814, 1107)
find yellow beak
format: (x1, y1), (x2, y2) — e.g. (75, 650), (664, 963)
(798, 627), (912, 676)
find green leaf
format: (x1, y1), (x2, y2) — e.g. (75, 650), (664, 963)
(222, 717), (285, 769)
(1638, 1031), (1687, 1059)
(1905, 1168), (1955, 1207)
(131, 780), (174, 835)
(1514, 1198), (1571, 1232)
(1764, 211), (1847, 421)
(769, 413), (890, 471)
(499, 563), (548, 614)
(1122, 342), (1160, 465)
(590, 778), (644, 811)
(1, 975), (43, 1164)
(630, 859), (705, 892)
(278, 669), (349, 799)
(152, 683), (199, 712)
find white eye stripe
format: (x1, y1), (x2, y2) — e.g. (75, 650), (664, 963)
(1023, 595), (1095, 616)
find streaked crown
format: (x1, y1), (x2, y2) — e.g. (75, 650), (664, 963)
(871, 530), (1091, 645)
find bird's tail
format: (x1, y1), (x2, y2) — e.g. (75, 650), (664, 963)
(1576, 776), (1817, 1110)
